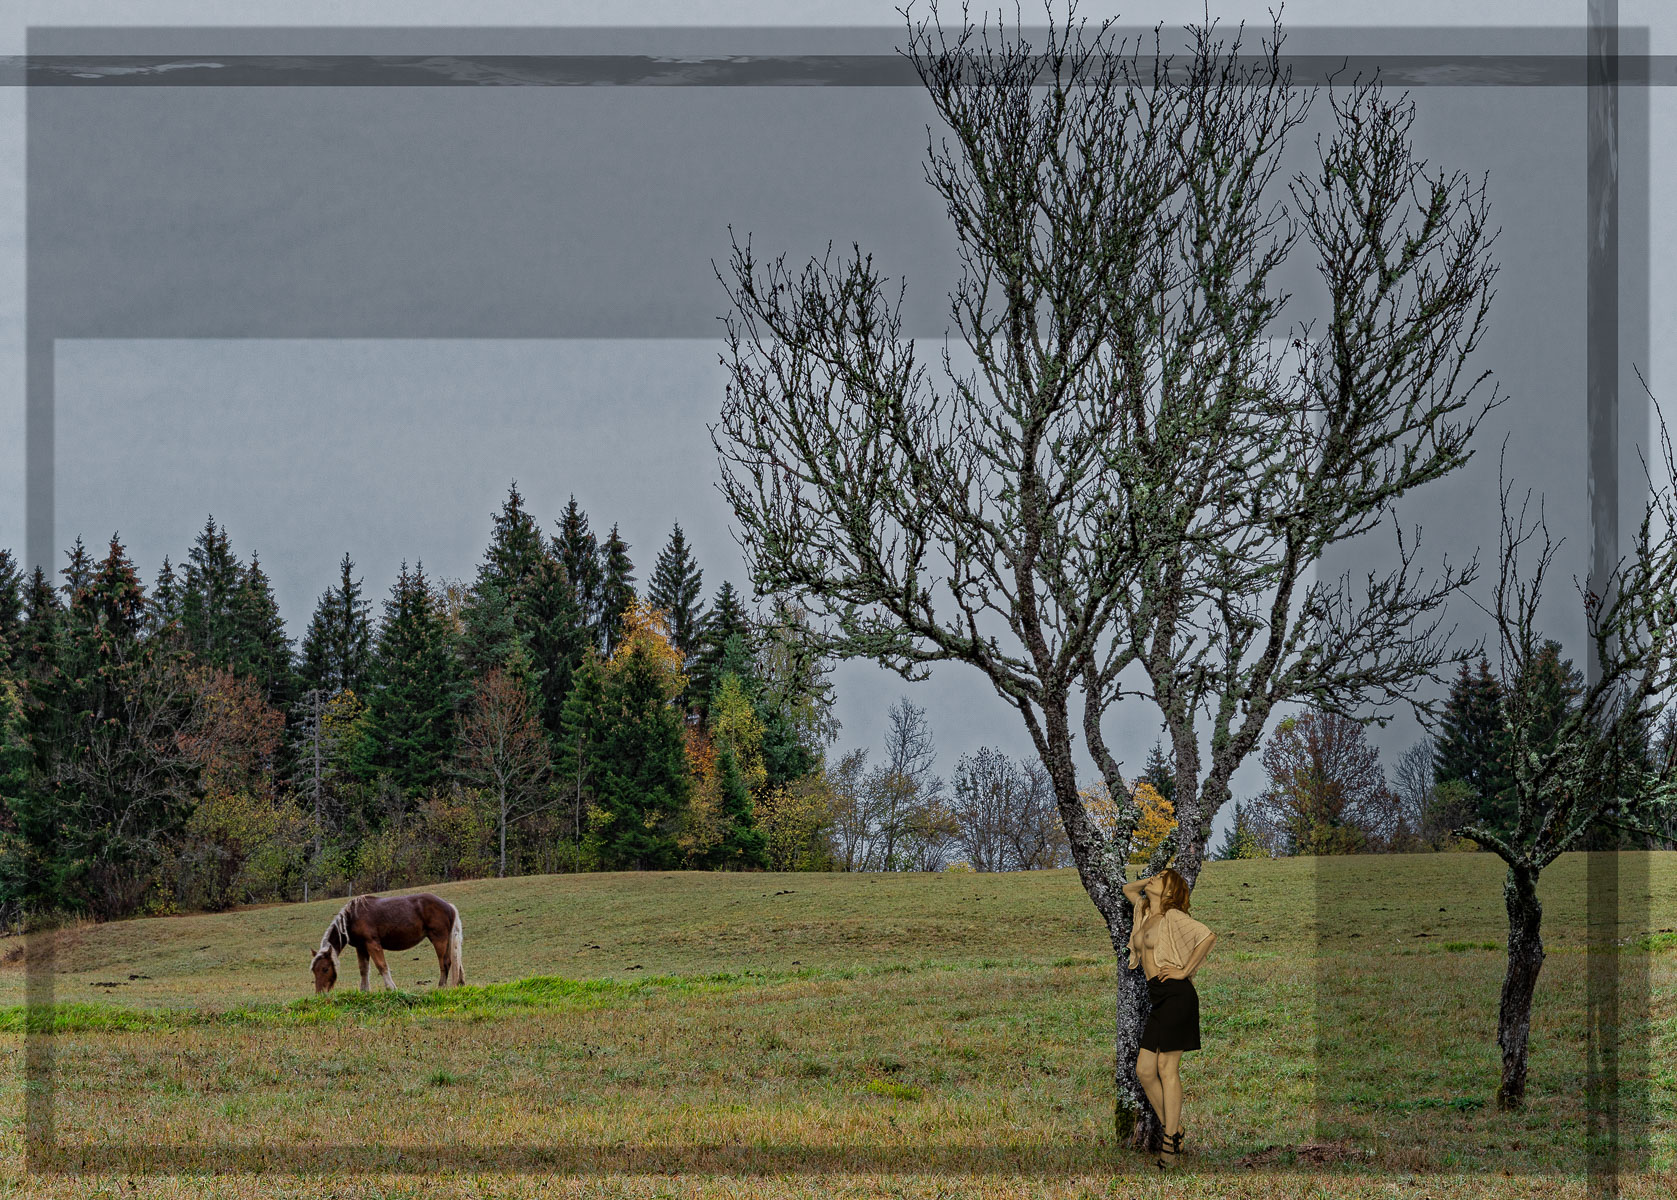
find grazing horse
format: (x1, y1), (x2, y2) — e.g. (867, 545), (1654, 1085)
(310, 893), (464, 994)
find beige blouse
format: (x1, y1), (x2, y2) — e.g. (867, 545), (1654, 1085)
(1128, 904), (1214, 977)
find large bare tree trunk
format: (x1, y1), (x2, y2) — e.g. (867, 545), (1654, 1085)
(1112, 928), (1161, 1152)
(1497, 864), (1545, 1109)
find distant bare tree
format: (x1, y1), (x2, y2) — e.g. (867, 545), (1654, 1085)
(1391, 738), (1435, 840)
(457, 666), (552, 878)
(951, 746), (1019, 871)
(826, 747), (875, 870)
(1006, 759), (1072, 868)
(952, 750), (1072, 870)
(874, 697), (944, 870)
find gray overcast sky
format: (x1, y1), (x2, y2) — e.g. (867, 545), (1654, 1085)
(7, 1), (1677, 847)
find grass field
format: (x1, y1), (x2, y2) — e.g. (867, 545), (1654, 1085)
(1, 852), (1673, 1198)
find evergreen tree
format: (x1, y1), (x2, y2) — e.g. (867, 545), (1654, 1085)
(648, 522), (706, 663)
(749, 596), (840, 777)
(598, 523), (636, 657)
(586, 610), (688, 870)
(458, 579), (521, 682)
(297, 553), (374, 697)
(1139, 738), (1176, 808)
(1434, 657), (1514, 837)
(25, 537), (201, 917)
(146, 555), (184, 639)
(180, 516), (244, 664)
(229, 553), (296, 707)
(709, 740), (768, 869)
(522, 551), (590, 748)
(0, 549), (22, 666)
(554, 645), (607, 849)
(757, 703), (819, 791)
(1511, 639), (1583, 758)
(361, 561), (466, 796)
(478, 481), (548, 598)
(59, 536), (94, 603)
(1212, 802), (1265, 860)
(554, 496), (603, 636)
(691, 581), (751, 723)
(17, 567), (61, 675)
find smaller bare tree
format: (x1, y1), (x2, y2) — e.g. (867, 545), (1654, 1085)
(1391, 738), (1436, 845)
(457, 665), (553, 877)
(1463, 425), (1677, 1109)
(950, 746), (1020, 871)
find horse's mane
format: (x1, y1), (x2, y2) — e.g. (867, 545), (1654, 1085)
(317, 895), (376, 961)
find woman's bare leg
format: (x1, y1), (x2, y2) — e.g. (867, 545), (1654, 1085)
(1135, 1049), (1165, 1125)
(1157, 1050), (1184, 1135)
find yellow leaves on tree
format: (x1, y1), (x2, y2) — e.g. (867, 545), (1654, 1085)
(1079, 776), (1177, 864)
(678, 724), (725, 863)
(677, 673), (770, 866)
(1129, 781), (1176, 864)
(608, 598), (688, 701)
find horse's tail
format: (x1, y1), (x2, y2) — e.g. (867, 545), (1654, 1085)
(447, 904), (465, 987)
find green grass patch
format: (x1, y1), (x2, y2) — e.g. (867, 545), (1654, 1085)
(861, 1078), (924, 1101)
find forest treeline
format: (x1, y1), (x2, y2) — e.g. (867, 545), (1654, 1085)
(0, 486), (857, 923)
(3, 483), (1673, 926)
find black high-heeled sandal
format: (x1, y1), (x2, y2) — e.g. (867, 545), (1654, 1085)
(1156, 1129), (1183, 1169)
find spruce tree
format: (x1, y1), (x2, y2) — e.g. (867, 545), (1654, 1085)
(59, 535), (94, 603)
(230, 553), (297, 708)
(710, 741), (768, 870)
(1434, 657), (1514, 836)
(598, 523), (636, 657)
(479, 481), (548, 598)
(554, 496), (603, 637)
(554, 645), (607, 849)
(298, 553), (374, 698)
(180, 516), (243, 664)
(458, 579), (521, 682)
(648, 522), (706, 662)
(35, 537), (201, 916)
(1212, 802), (1264, 860)
(361, 561), (466, 796)
(17, 567), (60, 675)
(1512, 640), (1583, 758)
(146, 555), (184, 639)
(522, 551), (590, 748)
(1140, 738), (1176, 808)
(691, 581), (751, 723)
(0, 549), (22, 665)
(587, 626), (688, 870)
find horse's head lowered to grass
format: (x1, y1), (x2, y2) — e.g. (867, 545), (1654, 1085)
(310, 948), (339, 994)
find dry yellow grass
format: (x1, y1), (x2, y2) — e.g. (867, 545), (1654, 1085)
(0, 852), (1672, 1198)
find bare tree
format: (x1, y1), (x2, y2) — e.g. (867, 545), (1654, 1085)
(951, 746), (1019, 870)
(1006, 758), (1072, 868)
(712, 3), (1499, 1147)
(1459, 430), (1677, 1109)
(826, 747), (876, 870)
(1391, 737), (1436, 843)
(874, 697), (944, 869)
(953, 748), (1074, 870)
(1252, 710), (1387, 854)
(457, 666), (552, 877)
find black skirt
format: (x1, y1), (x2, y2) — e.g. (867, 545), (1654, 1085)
(1140, 975), (1201, 1053)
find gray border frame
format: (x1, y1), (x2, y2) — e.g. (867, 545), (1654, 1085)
(16, 17), (1658, 1186)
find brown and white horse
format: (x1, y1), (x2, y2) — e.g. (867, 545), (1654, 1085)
(310, 893), (465, 993)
